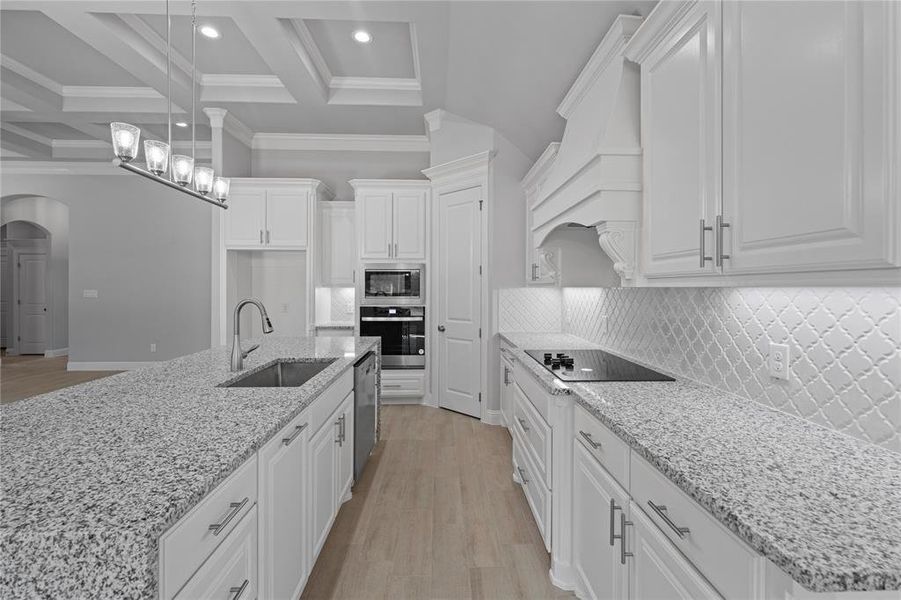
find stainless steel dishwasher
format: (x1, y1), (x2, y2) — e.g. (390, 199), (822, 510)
(353, 352), (377, 482)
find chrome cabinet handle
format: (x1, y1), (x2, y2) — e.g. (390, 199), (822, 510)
(716, 215), (730, 267)
(609, 499), (622, 546)
(517, 417), (530, 432)
(229, 579), (249, 600)
(531, 263), (538, 280)
(394, 242), (398, 257)
(517, 466), (529, 485)
(340, 414), (346, 442)
(579, 430), (602, 450)
(437, 325), (446, 332)
(266, 229), (271, 244)
(503, 367), (510, 385)
(282, 422), (308, 446)
(259, 229), (264, 244)
(699, 219), (713, 267)
(620, 513), (633, 564)
(647, 500), (690, 538)
(209, 497), (249, 535)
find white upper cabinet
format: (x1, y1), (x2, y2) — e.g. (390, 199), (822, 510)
(350, 180), (429, 262)
(266, 190), (308, 248)
(319, 202), (356, 285)
(226, 187), (267, 248)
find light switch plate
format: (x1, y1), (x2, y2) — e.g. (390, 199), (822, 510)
(82, 289), (98, 299)
(768, 342), (790, 380)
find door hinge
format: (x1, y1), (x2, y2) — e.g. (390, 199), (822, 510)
(17, 299), (21, 305)
(478, 327), (482, 338)
(479, 265), (482, 275)
(17, 336), (21, 341)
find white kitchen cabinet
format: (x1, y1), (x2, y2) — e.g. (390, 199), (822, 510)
(521, 143), (561, 285)
(225, 187), (267, 248)
(573, 442), (630, 600)
(258, 412), (310, 600)
(350, 180), (429, 262)
(499, 351), (515, 429)
(308, 411), (339, 561)
(319, 202), (356, 285)
(266, 189), (308, 248)
(336, 392), (354, 502)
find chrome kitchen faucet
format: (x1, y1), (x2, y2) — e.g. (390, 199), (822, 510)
(230, 298), (274, 371)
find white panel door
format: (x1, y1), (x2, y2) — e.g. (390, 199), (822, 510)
(225, 187), (267, 248)
(17, 251), (48, 355)
(358, 192), (393, 259)
(392, 190), (427, 261)
(309, 416), (339, 561)
(641, 1), (721, 277)
(1, 247), (9, 348)
(573, 443), (629, 600)
(722, 1), (899, 273)
(437, 186), (482, 418)
(629, 505), (722, 600)
(267, 190), (308, 248)
(258, 416), (309, 600)
(320, 203), (356, 285)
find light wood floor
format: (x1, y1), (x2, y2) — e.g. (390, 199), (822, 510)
(0, 354), (117, 404)
(302, 405), (574, 600)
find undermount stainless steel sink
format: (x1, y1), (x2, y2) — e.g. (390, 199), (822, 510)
(222, 359), (337, 388)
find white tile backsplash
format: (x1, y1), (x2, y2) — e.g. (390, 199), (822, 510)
(498, 286), (901, 453)
(496, 287), (563, 332)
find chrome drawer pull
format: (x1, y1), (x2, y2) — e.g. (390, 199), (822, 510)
(699, 219), (713, 267)
(609, 499), (622, 546)
(229, 579), (249, 600)
(647, 500), (690, 538)
(282, 422), (308, 446)
(621, 513), (633, 564)
(579, 430), (602, 450)
(209, 497), (249, 535)
(335, 418), (342, 446)
(517, 417), (530, 432)
(517, 466), (530, 485)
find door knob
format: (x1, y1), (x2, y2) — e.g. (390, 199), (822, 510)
(437, 325), (446, 332)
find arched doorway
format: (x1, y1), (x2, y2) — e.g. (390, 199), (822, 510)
(1, 221), (51, 354)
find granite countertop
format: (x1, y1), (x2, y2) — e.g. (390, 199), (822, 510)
(313, 322), (354, 329)
(499, 332), (901, 593)
(0, 336), (380, 600)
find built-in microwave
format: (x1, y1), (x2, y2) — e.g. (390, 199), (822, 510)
(360, 264), (424, 306)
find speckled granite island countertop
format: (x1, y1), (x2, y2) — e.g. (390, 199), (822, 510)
(499, 332), (901, 593)
(0, 336), (380, 599)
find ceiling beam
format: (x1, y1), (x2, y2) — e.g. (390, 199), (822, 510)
(0, 125), (52, 158)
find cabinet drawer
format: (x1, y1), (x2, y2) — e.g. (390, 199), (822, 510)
(511, 360), (552, 422)
(175, 506), (258, 600)
(630, 454), (761, 600)
(381, 370), (425, 397)
(159, 455), (258, 600)
(513, 432), (551, 552)
(309, 370), (353, 435)
(574, 403), (630, 489)
(512, 381), (552, 489)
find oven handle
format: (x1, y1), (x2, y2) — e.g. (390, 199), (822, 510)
(361, 317), (424, 322)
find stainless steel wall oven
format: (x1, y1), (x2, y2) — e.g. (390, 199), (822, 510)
(359, 306), (425, 369)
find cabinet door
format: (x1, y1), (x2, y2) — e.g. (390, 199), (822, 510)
(358, 192), (393, 259)
(641, 1), (721, 278)
(258, 416), (309, 600)
(500, 360), (512, 429)
(266, 190), (309, 248)
(309, 416), (340, 561)
(721, 1), (899, 274)
(573, 443), (629, 600)
(629, 505), (722, 600)
(225, 187), (267, 248)
(320, 203), (356, 285)
(336, 394), (355, 503)
(392, 190), (427, 260)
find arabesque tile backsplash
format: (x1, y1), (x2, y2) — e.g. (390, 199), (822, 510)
(497, 287), (901, 453)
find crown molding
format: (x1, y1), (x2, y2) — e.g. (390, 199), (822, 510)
(200, 74), (293, 104)
(0, 55), (63, 95)
(283, 18), (332, 100)
(521, 142), (561, 191)
(61, 86), (162, 99)
(0, 123), (52, 148)
(328, 76), (423, 106)
(422, 150), (495, 182)
(252, 133), (429, 153)
(623, 1), (697, 64)
(225, 113), (254, 147)
(557, 15), (642, 119)
(0, 160), (126, 176)
(348, 178), (431, 191)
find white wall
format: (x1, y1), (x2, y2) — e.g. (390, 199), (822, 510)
(252, 149), (429, 200)
(227, 249), (307, 339)
(540, 224), (620, 287)
(0, 171), (212, 363)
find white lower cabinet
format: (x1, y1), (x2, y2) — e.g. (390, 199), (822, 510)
(336, 393), (355, 503)
(309, 406), (340, 560)
(499, 351), (515, 429)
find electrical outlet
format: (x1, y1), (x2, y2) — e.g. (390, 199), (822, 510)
(768, 342), (790, 381)
(150, 343), (157, 353)
(281, 303), (289, 313)
(599, 314), (609, 336)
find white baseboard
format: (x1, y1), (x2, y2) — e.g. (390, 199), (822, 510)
(482, 408), (504, 426)
(44, 347), (69, 358)
(67, 361), (158, 372)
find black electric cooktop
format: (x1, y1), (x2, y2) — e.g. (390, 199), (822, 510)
(525, 349), (675, 382)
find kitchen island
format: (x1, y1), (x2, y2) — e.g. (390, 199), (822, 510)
(0, 336), (380, 599)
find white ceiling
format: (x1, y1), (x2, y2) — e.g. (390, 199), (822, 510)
(0, 1), (656, 162)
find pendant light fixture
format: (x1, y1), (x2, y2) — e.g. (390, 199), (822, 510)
(110, 0), (228, 209)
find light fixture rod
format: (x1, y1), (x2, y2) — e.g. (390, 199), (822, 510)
(191, 0), (196, 160)
(114, 159), (228, 209)
(166, 0), (172, 173)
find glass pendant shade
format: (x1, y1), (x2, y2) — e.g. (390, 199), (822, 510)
(213, 177), (231, 202)
(110, 122), (140, 162)
(171, 155), (194, 186)
(194, 166), (214, 195)
(143, 140), (170, 175)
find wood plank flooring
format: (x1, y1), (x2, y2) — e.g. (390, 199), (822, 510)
(0, 354), (117, 404)
(302, 405), (574, 600)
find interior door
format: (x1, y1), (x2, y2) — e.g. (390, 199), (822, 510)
(436, 185), (482, 418)
(641, 1), (721, 278)
(392, 190), (427, 260)
(358, 192), (393, 259)
(17, 251), (48, 355)
(1, 247), (9, 348)
(225, 187), (266, 248)
(266, 190), (308, 248)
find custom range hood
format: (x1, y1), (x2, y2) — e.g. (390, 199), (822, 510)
(525, 15), (642, 283)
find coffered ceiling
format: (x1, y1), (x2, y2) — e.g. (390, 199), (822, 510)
(0, 1), (656, 163)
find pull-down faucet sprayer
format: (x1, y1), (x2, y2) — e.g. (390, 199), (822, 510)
(230, 298), (274, 371)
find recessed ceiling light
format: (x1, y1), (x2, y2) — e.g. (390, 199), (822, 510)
(175, 121), (188, 128)
(199, 25), (220, 39)
(352, 30), (372, 44)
